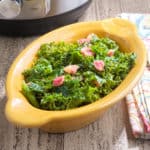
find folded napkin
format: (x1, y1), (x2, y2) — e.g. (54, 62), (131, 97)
(119, 13), (150, 139)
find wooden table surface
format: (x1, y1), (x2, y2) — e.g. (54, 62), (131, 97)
(0, 0), (150, 150)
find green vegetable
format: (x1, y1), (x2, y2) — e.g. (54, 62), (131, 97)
(22, 34), (136, 110)
(22, 82), (40, 108)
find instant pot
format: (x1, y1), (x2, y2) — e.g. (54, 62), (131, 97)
(0, 0), (91, 36)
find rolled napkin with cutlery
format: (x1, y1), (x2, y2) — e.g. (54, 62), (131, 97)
(119, 13), (150, 139)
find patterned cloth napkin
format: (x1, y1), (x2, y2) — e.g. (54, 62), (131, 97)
(118, 13), (150, 139)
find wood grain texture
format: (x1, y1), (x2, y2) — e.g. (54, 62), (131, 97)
(1, 0), (150, 150)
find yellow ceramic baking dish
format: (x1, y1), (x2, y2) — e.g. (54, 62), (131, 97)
(5, 18), (147, 133)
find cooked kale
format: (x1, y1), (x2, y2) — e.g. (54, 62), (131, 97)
(22, 34), (136, 110)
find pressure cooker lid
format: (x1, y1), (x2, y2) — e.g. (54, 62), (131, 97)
(0, 0), (92, 36)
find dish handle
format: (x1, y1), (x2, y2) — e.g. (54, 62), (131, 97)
(5, 97), (54, 128)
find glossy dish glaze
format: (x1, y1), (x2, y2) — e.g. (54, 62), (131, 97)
(5, 18), (147, 133)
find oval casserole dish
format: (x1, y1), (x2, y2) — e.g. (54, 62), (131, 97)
(5, 18), (147, 133)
